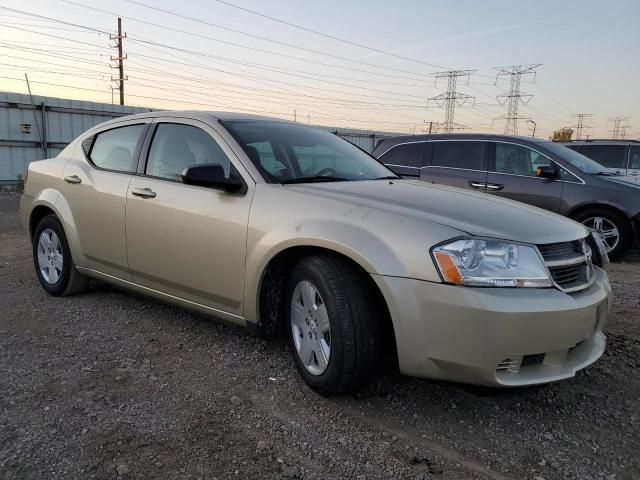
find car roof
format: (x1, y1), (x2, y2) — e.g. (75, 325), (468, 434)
(104, 110), (297, 125)
(563, 139), (639, 145)
(373, 133), (555, 152)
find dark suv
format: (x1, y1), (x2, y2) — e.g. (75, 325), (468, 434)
(372, 134), (640, 259)
(564, 140), (640, 176)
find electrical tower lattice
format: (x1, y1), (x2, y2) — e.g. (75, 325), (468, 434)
(493, 64), (541, 136)
(427, 70), (475, 133)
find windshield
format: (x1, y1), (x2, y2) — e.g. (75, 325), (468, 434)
(542, 142), (607, 174)
(222, 120), (396, 183)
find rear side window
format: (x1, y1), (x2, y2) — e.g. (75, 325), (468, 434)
(577, 145), (627, 169)
(379, 142), (425, 168)
(432, 141), (485, 170)
(88, 125), (145, 173)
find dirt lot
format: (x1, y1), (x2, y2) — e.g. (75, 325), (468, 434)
(1, 191), (639, 480)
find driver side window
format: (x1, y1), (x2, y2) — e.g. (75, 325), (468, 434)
(146, 123), (231, 180)
(494, 143), (552, 177)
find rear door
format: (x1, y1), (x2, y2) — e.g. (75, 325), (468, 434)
(421, 140), (488, 191)
(485, 141), (563, 212)
(61, 121), (149, 279)
(377, 141), (426, 178)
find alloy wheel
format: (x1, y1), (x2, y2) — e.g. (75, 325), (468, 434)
(290, 280), (332, 376)
(581, 216), (619, 253)
(37, 228), (63, 284)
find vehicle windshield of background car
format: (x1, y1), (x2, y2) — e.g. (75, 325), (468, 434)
(223, 120), (397, 183)
(544, 141), (610, 174)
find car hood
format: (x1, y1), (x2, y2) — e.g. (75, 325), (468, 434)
(286, 179), (588, 244)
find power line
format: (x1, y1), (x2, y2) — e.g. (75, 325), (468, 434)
(427, 70), (476, 132)
(493, 64), (541, 135)
(63, 0), (440, 80)
(126, 0), (453, 70)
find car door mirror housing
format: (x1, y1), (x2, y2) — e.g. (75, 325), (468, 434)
(536, 165), (557, 179)
(181, 164), (246, 193)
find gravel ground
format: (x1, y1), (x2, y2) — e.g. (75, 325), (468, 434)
(1, 191), (639, 480)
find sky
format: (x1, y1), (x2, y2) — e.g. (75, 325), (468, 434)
(1, 0), (639, 138)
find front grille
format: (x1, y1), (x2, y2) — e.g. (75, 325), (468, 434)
(537, 239), (593, 293)
(536, 240), (582, 260)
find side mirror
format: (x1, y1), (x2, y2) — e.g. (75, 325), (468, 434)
(536, 165), (557, 179)
(181, 164), (246, 193)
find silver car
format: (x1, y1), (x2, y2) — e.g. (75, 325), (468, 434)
(21, 111), (612, 395)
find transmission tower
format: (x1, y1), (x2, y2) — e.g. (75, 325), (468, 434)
(493, 64), (541, 135)
(427, 70), (475, 133)
(609, 117), (630, 139)
(109, 17), (127, 105)
(571, 113), (593, 140)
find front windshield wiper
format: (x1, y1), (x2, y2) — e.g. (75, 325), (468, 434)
(593, 171), (622, 176)
(373, 175), (400, 180)
(281, 175), (348, 184)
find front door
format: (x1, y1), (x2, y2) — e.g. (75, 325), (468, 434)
(125, 119), (254, 319)
(61, 122), (148, 279)
(485, 141), (563, 213)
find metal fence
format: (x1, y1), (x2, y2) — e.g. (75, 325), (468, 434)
(0, 91), (399, 183)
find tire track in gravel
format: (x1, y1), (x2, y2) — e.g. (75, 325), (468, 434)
(250, 392), (506, 480)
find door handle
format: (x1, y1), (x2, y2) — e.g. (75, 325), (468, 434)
(131, 187), (157, 198)
(486, 183), (504, 191)
(64, 175), (82, 184)
(468, 181), (487, 189)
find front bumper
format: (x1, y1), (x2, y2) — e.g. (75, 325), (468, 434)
(372, 267), (611, 387)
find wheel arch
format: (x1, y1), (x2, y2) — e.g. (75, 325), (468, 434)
(252, 244), (398, 368)
(567, 202), (632, 231)
(28, 193), (85, 267)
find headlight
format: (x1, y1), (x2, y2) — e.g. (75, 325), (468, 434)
(432, 238), (552, 288)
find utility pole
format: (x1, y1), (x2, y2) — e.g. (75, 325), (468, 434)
(527, 119), (537, 138)
(110, 18), (127, 105)
(493, 64), (541, 135)
(427, 70), (475, 133)
(609, 117), (630, 139)
(571, 113), (593, 140)
(421, 120), (433, 134)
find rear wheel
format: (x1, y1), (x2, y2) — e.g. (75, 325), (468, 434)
(33, 214), (88, 296)
(286, 255), (381, 395)
(573, 208), (631, 260)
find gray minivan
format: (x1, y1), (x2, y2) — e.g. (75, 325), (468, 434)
(372, 134), (640, 259)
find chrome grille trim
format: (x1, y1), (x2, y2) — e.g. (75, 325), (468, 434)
(537, 238), (593, 293)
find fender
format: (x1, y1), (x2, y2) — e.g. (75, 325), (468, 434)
(242, 217), (453, 323)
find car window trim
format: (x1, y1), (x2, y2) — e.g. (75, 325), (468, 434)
(389, 142), (585, 185)
(137, 118), (250, 191)
(81, 122), (151, 176)
(377, 140), (428, 169)
(489, 140), (585, 185)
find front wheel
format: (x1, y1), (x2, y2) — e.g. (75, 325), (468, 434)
(286, 255), (381, 396)
(32, 214), (88, 296)
(573, 208), (631, 260)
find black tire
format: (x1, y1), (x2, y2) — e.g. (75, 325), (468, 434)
(285, 254), (381, 396)
(572, 208), (631, 261)
(32, 214), (88, 296)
